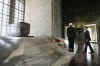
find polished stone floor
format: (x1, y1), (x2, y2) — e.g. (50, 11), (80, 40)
(0, 37), (74, 66)
(64, 43), (100, 66)
(0, 37), (100, 66)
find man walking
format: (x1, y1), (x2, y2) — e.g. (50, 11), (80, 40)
(84, 27), (94, 54)
(67, 23), (76, 52)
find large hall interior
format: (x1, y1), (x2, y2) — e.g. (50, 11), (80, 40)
(0, 0), (100, 66)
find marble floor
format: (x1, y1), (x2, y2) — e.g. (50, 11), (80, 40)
(64, 42), (100, 66)
(0, 37), (100, 66)
(0, 37), (74, 66)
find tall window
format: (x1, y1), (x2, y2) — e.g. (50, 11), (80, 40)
(14, 0), (24, 23)
(0, 0), (25, 36)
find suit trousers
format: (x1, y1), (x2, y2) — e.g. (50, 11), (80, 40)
(84, 41), (94, 53)
(68, 39), (74, 50)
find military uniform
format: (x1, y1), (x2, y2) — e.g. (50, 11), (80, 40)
(67, 26), (76, 51)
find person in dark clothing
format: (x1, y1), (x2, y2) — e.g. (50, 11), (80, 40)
(84, 27), (94, 54)
(67, 23), (76, 52)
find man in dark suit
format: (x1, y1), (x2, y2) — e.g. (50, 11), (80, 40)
(84, 27), (94, 54)
(67, 23), (76, 52)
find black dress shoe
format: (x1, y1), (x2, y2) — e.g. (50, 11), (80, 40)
(69, 49), (71, 52)
(70, 49), (74, 52)
(89, 52), (95, 54)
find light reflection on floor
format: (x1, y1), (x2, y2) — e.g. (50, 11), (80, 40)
(64, 39), (99, 56)
(0, 37), (99, 66)
(64, 40), (78, 54)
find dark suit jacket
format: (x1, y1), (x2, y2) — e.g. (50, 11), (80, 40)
(84, 30), (91, 41)
(67, 26), (76, 40)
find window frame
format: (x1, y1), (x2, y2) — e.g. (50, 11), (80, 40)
(0, 0), (25, 36)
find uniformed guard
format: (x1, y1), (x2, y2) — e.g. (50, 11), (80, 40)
(76, 25), (84, 55)
(67, 23), (76, 52)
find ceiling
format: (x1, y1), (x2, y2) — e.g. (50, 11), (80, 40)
(61, 0), (100, 24)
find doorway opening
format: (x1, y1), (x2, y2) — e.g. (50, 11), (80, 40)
(85, 24), (97, 43)
(64, 23), (98, 51)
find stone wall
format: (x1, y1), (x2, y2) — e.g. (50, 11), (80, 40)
(25, 0), (52, 36)
(52, 0), (62, 38)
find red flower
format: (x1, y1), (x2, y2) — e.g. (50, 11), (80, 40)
(55, 39), (61, 43)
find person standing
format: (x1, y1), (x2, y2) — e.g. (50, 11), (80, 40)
(84, 27), (94, 54)
(67, 23), (76, 52)
(76, 26), (85, 54)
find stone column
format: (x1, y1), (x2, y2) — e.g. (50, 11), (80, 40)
(52, 0), (62, 38)
(25, 0), (52, 36)
(96, 23), (100, 55)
